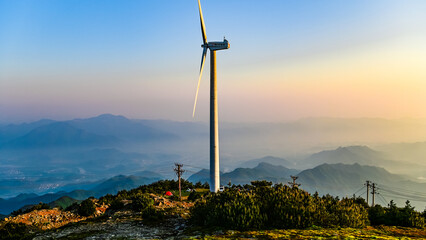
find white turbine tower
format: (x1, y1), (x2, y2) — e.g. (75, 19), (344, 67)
(192, 0), (230, 192)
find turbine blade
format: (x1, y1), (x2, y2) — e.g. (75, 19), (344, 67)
(193, 47), (207, 117)
(198, 0), (207, 44)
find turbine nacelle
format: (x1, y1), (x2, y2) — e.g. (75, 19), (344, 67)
(202, 39), (230, 51)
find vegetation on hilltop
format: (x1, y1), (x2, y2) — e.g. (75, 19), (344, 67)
(191, 181), (425, 231)
(11, 202), (51, 216)
(1, 179), (425, 239)
(369, 200), (425, 228)
(191, 181), (369, 230)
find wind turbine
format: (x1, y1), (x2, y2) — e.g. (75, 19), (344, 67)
(192, 0), (230, 192)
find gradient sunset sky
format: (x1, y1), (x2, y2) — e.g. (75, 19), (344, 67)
(1, 0), (425, 123)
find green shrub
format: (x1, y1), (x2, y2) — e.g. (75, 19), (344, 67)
(109, 199), (125, 211)
(142, 205), (164, 221)
(131, 193), (153, 212)
(78, 199), (96, 217)
(369, 200), (424, 228)
(194, 181), (209, 189)
(99, 194), (115, 205)
(190, 183), (369, 230)
(191, 189), (265, 230)
(65, 202), (79, 212)
(368, 205), (386, 225)
(0, 222), (35, 240)
(188, 191), (203, 201)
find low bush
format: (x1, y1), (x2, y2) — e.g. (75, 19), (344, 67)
(188, 191), (203, 201)
(78, 199), (96, 217)
(369, 200), (424, 228)
(190, 181), (369, 230)
(0, 222), (35, 240)
(131, 193), (154, 212)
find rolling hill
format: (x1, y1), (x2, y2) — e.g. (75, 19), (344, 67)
(241, 156), (295, 168)
(48, 196), (81, 209)
(0, 122), (118, 149)
(301, 145), (424, 176)
(296, 163), (426, 209)
(0, 119), (56, 145)
(377, 141), (426, 166)
(188, 162), (299, 186)
(69, 114), (178, 142)
(0, 172), (163, 215)
(297, 163), (400, 195)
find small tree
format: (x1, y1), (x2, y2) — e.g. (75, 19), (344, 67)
(131, 193), (153, 212)
(78, 199), (96, 217)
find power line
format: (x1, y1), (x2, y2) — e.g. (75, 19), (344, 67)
(380, 194), (426, 203)
(358, 190), (366, 198)
(377, 193), (387, 206)
(380, 185), (426, 198)
(379, 188), (426, 202)
(182, 163), (206, 170)
(352, 186), (365, 196)
(378, 193), (388, 206)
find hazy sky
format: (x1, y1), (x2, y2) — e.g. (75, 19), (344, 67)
(1, 0), (426, 123)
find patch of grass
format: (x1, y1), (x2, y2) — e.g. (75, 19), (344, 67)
(184, 226), (426, 239)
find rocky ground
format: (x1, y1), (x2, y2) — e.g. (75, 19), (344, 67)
(33, 213), (187, 239)
(2, 194), (426, 239)
(4, 209), (87, 231)
(2, 194), (195, 239)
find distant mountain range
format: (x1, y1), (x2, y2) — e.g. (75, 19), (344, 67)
(1, 122), (118, 149)
(1, 114), (425, 212)
(0, 172), (162, 215)
(188, 162), (299, 186)
(0, 119), (56, 145)
(188, 161), (426, 210)
(297, 163), (400, 195)
(0, 114), (184, 198)
(377, 141), (426, 166)
(297, 162), (426, 209)
(2, 160), (426, 215)
(300, 145), (426, 177)
(0, 114), (178, 149)
(241, 156), (295, 169)
(69, 114), (178, 142)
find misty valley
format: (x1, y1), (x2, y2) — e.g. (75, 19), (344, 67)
(1, 114), (426, 215)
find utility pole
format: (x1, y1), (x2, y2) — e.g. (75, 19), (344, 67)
(288, 176), (301, 188)
(371, 183), (376, 207)
(174, 163), (185, 201)
(365, 180), (371, 206)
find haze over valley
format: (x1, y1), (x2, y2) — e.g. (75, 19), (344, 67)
(1, 114), (426, 213)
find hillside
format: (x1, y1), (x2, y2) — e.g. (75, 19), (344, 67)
(188, 162), (299, 186)
(48, 196), (80, 209)
(302, 145), (424, 175)
(0, 122), (118, 149)
(297, 163), (398, 195)
(306, 146), (388, 166)
(377, 141), (426, 166)
(0, 119), (56, 145)
(240, 156), (294, 168)
(296, 163), (426, 209)
(69, 114), (178, 142)
(1, 115), (426, 200)
(1, 180), (425, 239)
(0, 173), (162, 215)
